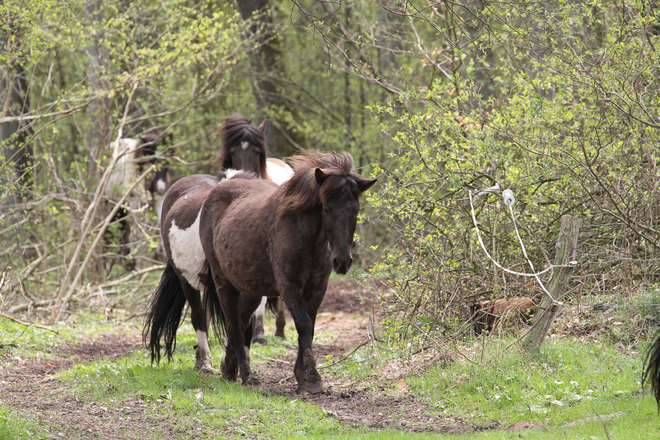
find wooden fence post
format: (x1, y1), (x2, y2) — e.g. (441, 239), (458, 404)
(522, 215), (581, 353)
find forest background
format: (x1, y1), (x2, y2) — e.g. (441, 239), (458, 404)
(1, 0), (660, 346)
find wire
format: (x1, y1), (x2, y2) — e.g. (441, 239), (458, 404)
(468, 189), (564, 306)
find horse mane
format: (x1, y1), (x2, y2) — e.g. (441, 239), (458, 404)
(215, 114), (267, 176)
(279, 152), (363, 213)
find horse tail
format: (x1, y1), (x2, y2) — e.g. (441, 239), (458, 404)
(143, 261), (186, 363)
(266, 297), (279, 315)
(202, 261), (226, 343)
(643, 331), (660, 409)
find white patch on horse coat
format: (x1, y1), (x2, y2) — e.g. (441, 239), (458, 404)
(106, 138), (143, 202)
(169, 210), (205, 290)
(196, 329), (211, 360)
(154, 195), (165, 224)
(222, 168), (242, 182)
(266, 160), (294, 185)
(241, 141), (249, 150)
(255, 297), (267, 319)
(156, 178), (167, 196)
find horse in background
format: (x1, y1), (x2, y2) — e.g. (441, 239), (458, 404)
(216, 118), (294, 344)
(643, 332), (660, 410)
(200, 152), (376, 393)
(104, 133), (174, 270)
(145, 114), (289, 373)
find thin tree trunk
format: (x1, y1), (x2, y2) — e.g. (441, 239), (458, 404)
(1, 53), (32, 205)
(522, 215), (581, 352)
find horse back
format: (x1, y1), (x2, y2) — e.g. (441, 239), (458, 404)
(161, 175), (219, 229)
(199, 179), (280, 297)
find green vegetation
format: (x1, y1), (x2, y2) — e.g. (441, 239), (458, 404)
(9, 317), (644, 438)
(0, 409), (49, 440)
(2, 0), (660, 437)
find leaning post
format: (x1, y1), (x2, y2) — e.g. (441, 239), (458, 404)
(522, 215), (581, 353)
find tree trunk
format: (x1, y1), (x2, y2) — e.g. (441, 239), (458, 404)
(522, 215), (581, 352)
(234, 0), (306, 157)
(1, 56), (32, 205)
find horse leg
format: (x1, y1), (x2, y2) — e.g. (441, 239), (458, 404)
(280, 281), (325, 395)
(274, 297), (286, 338)
(120, 212), (136, 272)
(222, 312), (256, 380)
(212, 273), (258, 386)
(251, 297), (268, 345)
(180, 279), (214, 374)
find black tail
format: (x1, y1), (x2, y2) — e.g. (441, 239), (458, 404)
(201, 261), (253, 347)
(643, 331), (660, 410)
(143, 261), (187, 363)
(266, 297), (279, 315)
(202, 262), (225, 343)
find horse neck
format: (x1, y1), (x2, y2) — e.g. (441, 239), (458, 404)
(276, 200), (327, 248)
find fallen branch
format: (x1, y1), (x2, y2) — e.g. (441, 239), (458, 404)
(0, 310), (60, 334)
(251, 351), (292, 364)
(8, 299), (50, 314)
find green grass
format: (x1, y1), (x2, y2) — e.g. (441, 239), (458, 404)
(0, 409), (50, 440)
(3, 312), (659, 438)
(408, 337), (641, 423)
(0, 310), (133, 368)
(61, 349), (356, 438)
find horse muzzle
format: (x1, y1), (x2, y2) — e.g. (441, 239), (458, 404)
(332, 256), (353, 275)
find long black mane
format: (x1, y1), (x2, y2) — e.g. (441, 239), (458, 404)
(216, 114), (267, 174)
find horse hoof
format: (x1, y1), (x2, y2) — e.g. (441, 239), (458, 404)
(243, 375), (260, 387)
(296, 379), (322, 395)
(253, 335), (268, 345)
(198, 366), (215, 376)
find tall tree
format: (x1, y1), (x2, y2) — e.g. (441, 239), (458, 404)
(1, 4), (33, 205)
(235, 0), (306, 156)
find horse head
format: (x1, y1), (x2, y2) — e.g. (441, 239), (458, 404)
(316, 166), (376, 274)
(138, 133), (176, 197)
(216, 114), (267, 177)
(284, 152), (377, 275)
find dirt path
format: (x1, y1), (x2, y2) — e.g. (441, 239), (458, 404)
(0, 281), (500, 438)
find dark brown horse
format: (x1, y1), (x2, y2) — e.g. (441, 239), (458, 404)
(144, 114), (288, 373)
(643, 331), (660, 409)
(200, 152), (376, 393)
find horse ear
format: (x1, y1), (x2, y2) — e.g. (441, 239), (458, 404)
(315, 168), (328, 186)
(357, 177), (377, 192)
(258, 119), (267, 132)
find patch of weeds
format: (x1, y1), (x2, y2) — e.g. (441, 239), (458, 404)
(0, 311), (136, 369)
(407, 336), (648, 427)
(61, 348), (357, 438)
(0, 409), (49, 440)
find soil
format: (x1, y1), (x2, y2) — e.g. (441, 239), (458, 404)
(0, 280), (520, 438)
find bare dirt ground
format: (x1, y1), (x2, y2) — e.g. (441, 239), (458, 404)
(0, 280), (506, 438)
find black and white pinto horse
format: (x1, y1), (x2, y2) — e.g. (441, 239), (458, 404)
(144, 114), (291, 373)
(104, 133), (174, 269)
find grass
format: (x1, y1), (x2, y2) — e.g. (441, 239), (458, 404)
(0, 310), (134, 368)
(0, 408), (49, 440)
(2, 311), (659, 438)
(61, 344), (356, 438)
